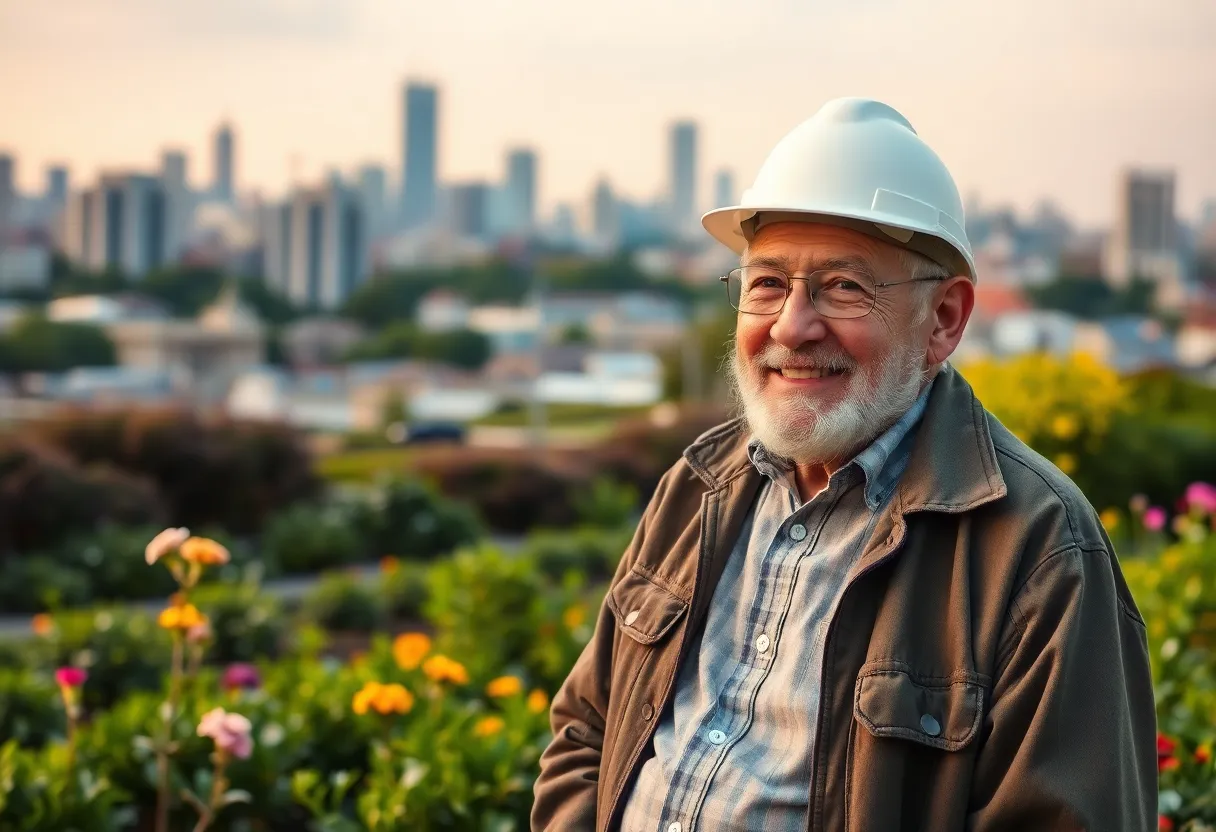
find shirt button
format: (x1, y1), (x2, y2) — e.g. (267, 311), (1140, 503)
(755, 633), (770, 653)
(708, 729), (726, 745)
(641, 703), (654, 720)
(624, 610), (640, 626)
(920, 714), (941, 737)
(789, 523), (807, 541)
(667, 823), (682, 832)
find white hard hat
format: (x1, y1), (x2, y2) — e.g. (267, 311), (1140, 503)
(702, 97), (976, 280)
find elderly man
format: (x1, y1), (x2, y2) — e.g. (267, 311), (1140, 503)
(532, 98), (1156, 832)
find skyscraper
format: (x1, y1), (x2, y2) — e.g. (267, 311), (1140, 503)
(264, 179), (367, 310)
(401, 82), (438, 229)
(447, 182), (492, 240)
(214, 122), (235, 203)
(356, 164), (388, 237)
(161, 150), (192, 261)
(504, 148), (538, 235)
(1107, 169), (1178, 287)
(63, 172), (168, 277)
(669, 121), (698, 231)
(714, 169), (735, 209)
(46, 166), (69, 208)
(0, 154), (14, 234)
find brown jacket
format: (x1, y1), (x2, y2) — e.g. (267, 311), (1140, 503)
(532, 367), (1157, 831)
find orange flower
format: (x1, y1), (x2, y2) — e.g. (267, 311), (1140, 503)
(158, 603), (206, 631)
(179, 537), (230, 566)
(31, 613), (54, 636)
(526, 689), (549, 714)
(422, 654), (469, 685)
(486, 676), (523, 698)
(380, 556), (400, 574)
(474, 715), (505, 737)
(392, 633), (432, 670)
(1196, 743), (1212, 765)
(562, 604), (587, 630)
(352, 681), (414, 715)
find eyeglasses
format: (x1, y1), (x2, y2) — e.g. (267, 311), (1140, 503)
(720, 266), (946, 319)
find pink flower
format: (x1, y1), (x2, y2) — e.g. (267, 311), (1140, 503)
(221, 662), (261, 691)
(1144, 507), (1167, 532)
(186, 620), (212, 644)
(145, 527), (190, 565)
(55, 667), (87, 688)
(1185, 482), (1216, 515)
(197, 707), (254, 760)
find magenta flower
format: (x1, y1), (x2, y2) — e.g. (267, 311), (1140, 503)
(1144, 507), (1167, 532)
(221, 662), (261, 691)
(55, 667), (88, 689)
(1185, 482), (1216, 515)
(197, 707), (254, 760)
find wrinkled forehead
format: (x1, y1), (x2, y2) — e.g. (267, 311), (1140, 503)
(744, 221), (902, 275)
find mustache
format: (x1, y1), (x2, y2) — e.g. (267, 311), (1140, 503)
(749, 344), (858, 373)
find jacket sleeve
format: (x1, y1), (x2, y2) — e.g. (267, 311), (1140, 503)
(968, 544), (1158, 831)
(530, 467), (673, 832)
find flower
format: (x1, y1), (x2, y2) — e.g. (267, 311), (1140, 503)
(1185, 481), (1216, 515)
(1159, 816), (1174, 832)
(1053, 453), (1077, 476)
(1144, 507), (1167, 532)
(352, 681), (415, 715)
(486, 676), (523, 698)
(1050, 414), (1080, 441)
(197, 707), (254, 760)
(55, 667), (87, 689)
(1099, 508), (1119, 533)
(145, 527), (190, 565)
(392, 632), (432, 670)
(526, 689), (549, 714)
(1129, 494), (1149, 515)
(1196, 743), (1212, 765)
(422, 655), (469, 685)
(380, 555), (400, 574)
(179, 537), (230, 566)
(158, 603), (206, 631)
(474, 715), (506, 737)
(221, 663), (261, 691)
(1158, 733), (1179, 772)
(31, 613), (54, 636)
(186, 619), (212, 644)
(562, 604), (587, 630)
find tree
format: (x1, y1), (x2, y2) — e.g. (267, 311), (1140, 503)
(140, 266), (225, 317)
(0, 315), (117, 373)
(1025, 275), (1156, 320)
(559, 322), (592, 344)
(413, 329), (492, 370)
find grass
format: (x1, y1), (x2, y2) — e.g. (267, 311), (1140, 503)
(315, 447), (418, 483)
(470, 402), (654, 428)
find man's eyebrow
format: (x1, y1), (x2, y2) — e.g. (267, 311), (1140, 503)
(742, 254), (877, 275)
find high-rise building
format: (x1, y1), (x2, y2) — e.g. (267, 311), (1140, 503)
(1107, 169), (1179, 287)
(46, 166), (69, 208)
(160, 150), (192, 262)
(503, 148), (538, 235)
(62, 172), (169, 277)
(401, 82), (438, 228)
(0, 153), (14, 234)
(714, 169), (735, 210)
(447, 182), (492, 240)
(669, 121), (698, 231)
(263, 179), (367, 310)
(591, 178), (619, 244)
(356, 164), (388, 237)
(214, 122), (235, 203)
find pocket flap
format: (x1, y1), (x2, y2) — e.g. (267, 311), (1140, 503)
(853, 665), (984, 752)
(607, 568), (688, 645)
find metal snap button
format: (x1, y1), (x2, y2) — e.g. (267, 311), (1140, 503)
(920, 713), (941, 737)
(624, 610), (640, 626)
(641, 703), (654, 720)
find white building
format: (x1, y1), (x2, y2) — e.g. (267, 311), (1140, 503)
(61, 172), (189, 277)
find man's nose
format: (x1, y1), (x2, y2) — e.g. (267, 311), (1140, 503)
(768, 280), (828, 348)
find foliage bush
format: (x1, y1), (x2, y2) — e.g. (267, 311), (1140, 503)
(378, 560), (429, 623)
(300, 574), (386, 634)
(363, 477), (482, 560)
(192, 583), (286, 665)
(0, 669), (62, 749)
(261, 503), (363, 575)
(521, 524), (633, 585)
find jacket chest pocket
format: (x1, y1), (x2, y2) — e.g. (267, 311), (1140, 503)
(606, 567), (689, 647)
(852, 662), (985, 752)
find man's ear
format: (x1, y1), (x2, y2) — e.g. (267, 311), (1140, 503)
(925, 276), (974, 366)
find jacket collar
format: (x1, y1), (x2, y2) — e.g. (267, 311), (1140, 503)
(682, 364), (1007, 514)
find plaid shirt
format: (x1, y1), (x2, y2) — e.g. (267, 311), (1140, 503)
(619, 380), (934, 832)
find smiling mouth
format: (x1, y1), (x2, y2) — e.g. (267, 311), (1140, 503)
(775, 367), (846, 380)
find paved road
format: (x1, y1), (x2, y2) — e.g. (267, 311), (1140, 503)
(0, 535), (525, 639)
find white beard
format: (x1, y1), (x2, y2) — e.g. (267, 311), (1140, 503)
(726, 340), (927, 466)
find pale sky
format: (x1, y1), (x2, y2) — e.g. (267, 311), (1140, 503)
(2, 0), (1214, 228)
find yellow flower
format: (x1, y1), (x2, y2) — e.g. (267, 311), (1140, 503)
(526, 689), (549, 714)
(486, 676), (523, 698)
(1054, 453), (1077, 476)
(1050, 414), (1080, 441)
(1099, 508), (1120, 532)
(474, 715), (505, 737)
(380, 556), (400, 574)
(392, 633), (432, 671)
(422, 654), (469, 685)
(179, 537), (230, 566)
(562, 604), (587, 630)
(31, 613), (54, 637)
(352, 681), (414, 715)
(158, 603), (206, 631)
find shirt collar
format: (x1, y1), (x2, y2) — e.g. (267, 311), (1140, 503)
(747, 377), (936, 511)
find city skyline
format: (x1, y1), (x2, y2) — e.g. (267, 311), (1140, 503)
(2, 0), (1214, 227)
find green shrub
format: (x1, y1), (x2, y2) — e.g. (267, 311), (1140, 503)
(0, 669), (62, 748)
(378, 561), (429, 623)
(372, 478), (481, 560)
(0, 556), (93, 613)
(0, 740), (135, 831)
(192, 582), (285, 664)
(522, 524), (634, 585)
(261, 503), (363, 575)
(300, 573), (386, 633)
(55, 526), (177, 603)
